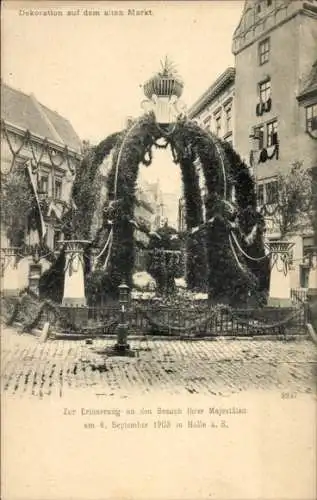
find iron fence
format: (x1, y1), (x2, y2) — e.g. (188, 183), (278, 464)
(290, 288), (308, 304)
(2, 293), (307, 338)
(56, 301), (307, 337)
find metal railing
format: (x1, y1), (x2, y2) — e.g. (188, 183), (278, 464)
(290, 288), (308, 304)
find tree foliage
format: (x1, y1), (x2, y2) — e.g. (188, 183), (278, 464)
(265, 161), (314, 238)
(1, 168), (33, 246)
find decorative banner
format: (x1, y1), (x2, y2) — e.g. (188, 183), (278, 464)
(25, 160), (47, 241)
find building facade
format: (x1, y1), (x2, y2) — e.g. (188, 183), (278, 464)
(187, 67), (235, 146)
(181, 0), (317, 290)
(1, 82), (82, 292)
(232, 0), (317, 289)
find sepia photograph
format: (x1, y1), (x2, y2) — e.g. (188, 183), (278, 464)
(1, 1), (317, 499)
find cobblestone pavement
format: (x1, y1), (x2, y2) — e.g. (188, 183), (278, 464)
(1, 325), (316, 398)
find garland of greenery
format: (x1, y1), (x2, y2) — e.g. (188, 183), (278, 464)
(135, 301), (303, 335)
(139, 304), (224, 334)
(219, 141), (269, 297)
(21, 298), (61, 333)
(103, 114), (160, 293)
(71, 132), (122, 240)
(220, 140), (257, 210)
(174, 124), (260, 304)
(64, 113), (268, 305)
(177, 154), (206, 290)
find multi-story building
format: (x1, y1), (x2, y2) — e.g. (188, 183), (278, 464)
(1, 82), (82, 292)
(188, 67), (235, 146)
(232, 0), (317, 289)
(181, 1), (317, 289)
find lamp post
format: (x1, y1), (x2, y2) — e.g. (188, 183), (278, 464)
(114, 281), (131, 353)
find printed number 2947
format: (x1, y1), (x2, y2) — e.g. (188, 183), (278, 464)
(281, 392), (297, 399)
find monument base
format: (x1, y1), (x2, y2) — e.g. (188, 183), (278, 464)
(106, 344), (135, 357)
(267, 297), (293, 307)
(1, 288), (20, 297)
(62, 297), (87, 307)
(60, 305), (88, 329)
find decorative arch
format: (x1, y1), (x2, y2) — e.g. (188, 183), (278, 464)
(69, 111), (269, 306)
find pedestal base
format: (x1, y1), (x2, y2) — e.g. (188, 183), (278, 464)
(267, 297), (293, 308)
(60, 306), (88, 329)
(1, 288), (20, 297)
(111, 322), (134, 356)
(103, 345), (135, 358)
(62, 298), (87, 307)
(114, 343), (131, 353)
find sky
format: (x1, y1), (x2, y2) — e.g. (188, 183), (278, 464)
(2, 0), (244, 202)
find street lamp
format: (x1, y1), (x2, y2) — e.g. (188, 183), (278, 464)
(114, 281), (131, 353)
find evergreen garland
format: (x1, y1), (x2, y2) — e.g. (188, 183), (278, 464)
(104, 114), (160, 292)
(71, 132), (122, 240)
(177, 154), (206, 290)
(220, 140), (257, 210)
(58, 113), (268, 305)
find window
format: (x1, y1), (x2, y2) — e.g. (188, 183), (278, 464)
(254, 125), (264, 149)
(55, 179), (62, 199)
(225, 106), (232, 133)
(267, 119), (278, 147)
(267, 0), (272, 6)
(306, 104), (317, 132)
(53, 230), (62, 249)
(257, 184), (264, 205)
(300, 266), (310, 289)
(38, 175), (49, 194)
(215, 114), (221, 136)
(266, 180), (279, 204)
(258, 38), (270, 65)
(259, 79), (271, 103)
(202, 115), (211, 130)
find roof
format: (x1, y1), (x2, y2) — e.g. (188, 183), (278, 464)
(1, 82), (82, 152)
(298, 60), (317, 101)
(188, 68), (235, 119)
(232, 1), (317, 55)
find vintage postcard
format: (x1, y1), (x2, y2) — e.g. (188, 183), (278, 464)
(1, 1), (317, 499)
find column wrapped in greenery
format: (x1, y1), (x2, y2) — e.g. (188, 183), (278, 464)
(104, 114), (160, 292)
(172, 136), (206, 290)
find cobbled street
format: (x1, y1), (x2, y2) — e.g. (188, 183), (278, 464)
(1, 325), (316, 398)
